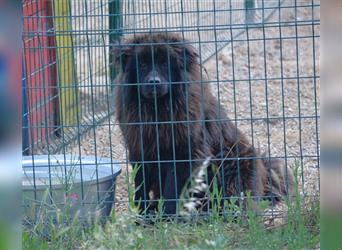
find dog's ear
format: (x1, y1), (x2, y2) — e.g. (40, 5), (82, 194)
(173, 43), (199, 71)
(111, 41), (133, 72)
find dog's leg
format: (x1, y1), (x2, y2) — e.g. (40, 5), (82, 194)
(134, 164), (151, 213)
(162, 164), (190, 217)
(162, 166), (177, 216)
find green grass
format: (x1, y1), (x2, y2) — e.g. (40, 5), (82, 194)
(23, 163), (319, 250)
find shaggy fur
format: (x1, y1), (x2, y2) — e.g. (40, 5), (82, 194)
(112, 33), (294, 215)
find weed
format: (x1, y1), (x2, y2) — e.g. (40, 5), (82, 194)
(23, 160), (319, 249)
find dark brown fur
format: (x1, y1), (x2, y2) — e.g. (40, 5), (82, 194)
(113, 33), (294, 215)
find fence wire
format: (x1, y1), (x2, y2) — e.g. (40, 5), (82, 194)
(22, 0), (320, 220)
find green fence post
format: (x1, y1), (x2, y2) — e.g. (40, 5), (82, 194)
(245, 0), (256, 24)
(109, 0), (123, 88)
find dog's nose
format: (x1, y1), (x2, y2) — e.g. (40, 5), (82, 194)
(148, 76), (161, 84)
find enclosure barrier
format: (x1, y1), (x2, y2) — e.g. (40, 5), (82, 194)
(22, 0), (320, 221)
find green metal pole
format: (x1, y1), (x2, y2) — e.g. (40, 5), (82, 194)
(245, 0), (256, 24)
(109, 0), (122, 88)
(245, 0), (255, 8)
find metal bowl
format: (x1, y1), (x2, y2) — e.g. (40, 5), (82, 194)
(22, 155), (121, 223)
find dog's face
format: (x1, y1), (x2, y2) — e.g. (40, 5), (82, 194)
(113, 34), (198, 100)
(126, 46), (179, 99)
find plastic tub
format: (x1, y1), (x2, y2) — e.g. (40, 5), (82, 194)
(22, 155), (121, 223)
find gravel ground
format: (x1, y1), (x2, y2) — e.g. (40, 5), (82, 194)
(65, 1), (320, 214)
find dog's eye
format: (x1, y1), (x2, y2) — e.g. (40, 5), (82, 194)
(160, 61), (168, 67)
(139, 64), (147, 70)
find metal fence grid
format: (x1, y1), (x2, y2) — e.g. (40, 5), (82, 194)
(22, 0), (289, 154)
(22, 0), (320, 220)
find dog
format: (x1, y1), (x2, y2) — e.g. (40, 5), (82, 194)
(112, 32), (294, 216)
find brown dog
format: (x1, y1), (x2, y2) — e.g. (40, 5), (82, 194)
(112, 33), (293, 216)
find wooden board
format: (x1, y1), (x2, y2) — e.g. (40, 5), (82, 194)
(23, 0), (58, 148)
(53, 0), (79, 127)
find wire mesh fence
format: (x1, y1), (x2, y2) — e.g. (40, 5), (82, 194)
(22, 0), (320, 221)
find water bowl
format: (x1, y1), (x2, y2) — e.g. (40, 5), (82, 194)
(22, 155), (121, 224)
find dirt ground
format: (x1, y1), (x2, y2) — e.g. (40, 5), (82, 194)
(66, 1), (320, 213)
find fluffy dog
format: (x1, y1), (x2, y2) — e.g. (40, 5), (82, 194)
(112, 33), (294, 216)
